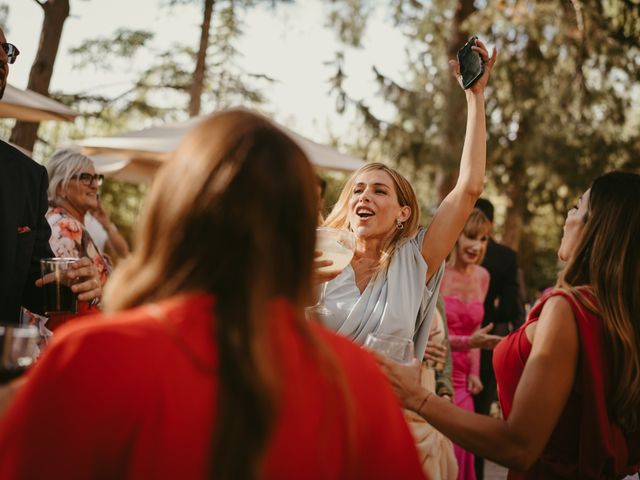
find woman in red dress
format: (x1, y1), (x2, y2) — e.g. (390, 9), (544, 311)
(375, 171), (640, 479)
(0, 109), (426, 479)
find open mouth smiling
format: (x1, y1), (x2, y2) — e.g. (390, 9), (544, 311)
(356, 206), (375, 218)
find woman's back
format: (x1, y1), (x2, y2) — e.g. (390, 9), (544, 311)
(0, 293), (426, 479)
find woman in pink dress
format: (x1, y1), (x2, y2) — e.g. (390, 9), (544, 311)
(441, 208), (502, 480)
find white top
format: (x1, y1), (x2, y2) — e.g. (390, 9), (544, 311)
(322, 228), (444, 360)
(84, 214), (108, 253)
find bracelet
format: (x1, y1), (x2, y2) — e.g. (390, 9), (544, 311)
(417, 391), (433, 414)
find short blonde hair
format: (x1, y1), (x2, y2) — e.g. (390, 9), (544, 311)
(46, 149), (95, 205)
(448, 208), (492, 265)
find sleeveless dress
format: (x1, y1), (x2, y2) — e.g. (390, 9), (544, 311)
(322, 228), (444, 361)
(444, 295), (484, 480)
(493, 288), (640, 479)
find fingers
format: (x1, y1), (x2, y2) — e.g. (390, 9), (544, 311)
(69, 259), (102, 301)
(314, 259), (334, 269)
(312, 256), (340, 284)
(448, 59), (463, 88)
(71, 257), (92, 269)
(472, 384), (483, 395)
(428, 327), (443, 340)
(478, 322), (494, 334)
(35, 272), (55, 287)
(313, 270), (341, 284)
(448, 59), (461, 77)
(74, 277), (102, 302)
(425, 343), (447, 363)
(472, 44), (497, 72)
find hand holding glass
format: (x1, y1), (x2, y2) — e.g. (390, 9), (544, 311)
(40, 258), (81, 315)
(364, 333), (415, 364)
(308, 228), (356, 317)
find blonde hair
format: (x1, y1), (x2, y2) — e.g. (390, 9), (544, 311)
(448, 208), (492, 266)
(557, 171), (640, 432)
(323, 162), (420, 271)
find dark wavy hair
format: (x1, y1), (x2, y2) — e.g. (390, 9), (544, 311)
(558, 171), (640, 432)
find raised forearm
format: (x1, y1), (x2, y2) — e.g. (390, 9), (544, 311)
(105, 223), (130, 258)
(456, 92), (486, 198)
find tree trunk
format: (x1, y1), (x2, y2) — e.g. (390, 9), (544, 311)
(502, 119), (530, 251)
(188, 0), (215, 117)
(9, 0), (70, 152)
(436, 0), (477, 201)
(501, 157), (527, 251)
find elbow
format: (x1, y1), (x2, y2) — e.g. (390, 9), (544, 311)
(501, 445), (539, 472)
(464, 184), (484, 200)
(455, 184), (483, 204)
(507, 456), (536, 473)
(454, 176), (484, 201)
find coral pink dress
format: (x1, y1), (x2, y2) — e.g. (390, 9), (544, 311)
(0, 293), (427, 479)
(441, 264), (489, 480)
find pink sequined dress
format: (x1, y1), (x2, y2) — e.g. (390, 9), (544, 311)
(443, 294), (485, 480)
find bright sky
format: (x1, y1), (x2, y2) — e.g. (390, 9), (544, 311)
(4, 0), (407, 143)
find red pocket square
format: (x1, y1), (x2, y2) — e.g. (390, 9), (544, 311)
(17, 226), (32, 234)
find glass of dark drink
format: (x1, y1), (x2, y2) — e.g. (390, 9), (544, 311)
(0, 325), (40, 384)
(40, 258), (80, 315)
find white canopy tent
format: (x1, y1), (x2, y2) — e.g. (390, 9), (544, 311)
(76, 114), (365, 183)
(0, 84), (78, 122)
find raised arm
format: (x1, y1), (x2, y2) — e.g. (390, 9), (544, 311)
(422, 40), (497, 282)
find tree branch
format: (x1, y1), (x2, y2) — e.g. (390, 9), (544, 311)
(32, 0), (46, 9)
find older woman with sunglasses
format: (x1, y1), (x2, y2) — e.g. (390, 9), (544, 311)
(45, 149), (110, 325)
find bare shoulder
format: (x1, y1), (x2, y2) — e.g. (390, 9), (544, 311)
(532, 295), (579, 349)
(539, 294), (575, 323)
(474, 264), (490, 280)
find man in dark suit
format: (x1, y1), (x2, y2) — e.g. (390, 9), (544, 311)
(0, 26), (99, 325)
(474, 198), (524, 479)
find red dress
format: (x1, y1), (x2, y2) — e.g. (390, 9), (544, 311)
(0, 293), (426, 479)
(493, 288), (640, 479)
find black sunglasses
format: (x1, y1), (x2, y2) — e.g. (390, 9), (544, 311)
(71, 173), (104, 186)
(1, 43), (19, 64)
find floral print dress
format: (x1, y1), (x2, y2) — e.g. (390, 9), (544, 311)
(46, 207), (111, 286)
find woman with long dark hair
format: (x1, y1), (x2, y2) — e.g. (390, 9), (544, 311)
(376, 171), (640, 479)
(0, 109), (426, 479)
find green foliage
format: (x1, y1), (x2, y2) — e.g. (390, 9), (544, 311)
(325, 0), (640, 297)
(99, 178), (148, 248)
(42, 0), (293, 243)
(69, 29), (154, 70)
(326, 0), (375, 47)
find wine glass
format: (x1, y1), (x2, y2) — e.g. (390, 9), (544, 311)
(364, 333), (415, 364)
(0, 324), (40, 384)
(307, 227), (356, 318)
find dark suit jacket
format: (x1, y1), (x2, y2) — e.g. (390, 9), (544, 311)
(481, 238), (522, 329)
(0, 140), (53, 325)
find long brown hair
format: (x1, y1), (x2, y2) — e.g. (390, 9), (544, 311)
(323, 162), (420, 271)
(557, 171), (640, 432)
(104, 109), (337, 477)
